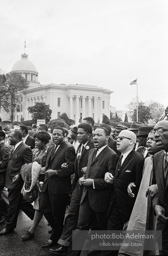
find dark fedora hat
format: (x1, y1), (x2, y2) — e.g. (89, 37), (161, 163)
(137, 126), (153, 137)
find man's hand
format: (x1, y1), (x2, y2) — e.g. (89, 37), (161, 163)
(40, 166), (46, 174)
(80, 178), (94, 187)
(127, 182), (136, 198)
(146, 184), (158, 197)
(155, 205), (168, 223)
(46, 169), (58, 177)
(104, 172), (114, 184)
(12, 174), (20, 182)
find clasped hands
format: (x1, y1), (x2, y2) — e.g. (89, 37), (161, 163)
(155, 205), (168, 223)
(46, 169), (58, 177)
(79, 177), (93, 186)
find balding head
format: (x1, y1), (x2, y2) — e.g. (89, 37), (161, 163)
(154, 120), (168, 151)
(117, 129), (136, 154)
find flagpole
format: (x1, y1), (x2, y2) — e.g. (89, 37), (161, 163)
(136, 78), (138, 122)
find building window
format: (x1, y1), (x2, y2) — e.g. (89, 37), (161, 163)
(58, 98), (61, 107)
(81, 99), (82, 108)
(80, 113), (82, 122)
(58, 112), (60, 118)
(102, 101), (105, 109)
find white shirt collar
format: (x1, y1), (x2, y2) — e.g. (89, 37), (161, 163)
(23, 134), (29, 143)
(121, 149), (133, 164)
(96, 145), (107, 157)
(14, 141), (22, 151)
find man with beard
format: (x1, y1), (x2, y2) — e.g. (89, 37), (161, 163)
(152, 120), (168, 255)
(39, 126), (76, 248)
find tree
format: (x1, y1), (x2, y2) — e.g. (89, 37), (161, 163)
(59, 112), (75, 126)
(110, 112), (122, 122)
(28, 102), (52, 123)
(124, 113), (128, 122)
(132, 102), (151, 123)
(148, 101), (165, 122)
(102, 114), (110, 124)
(0, 72), (28, 124)
(48, 118), (69, 130)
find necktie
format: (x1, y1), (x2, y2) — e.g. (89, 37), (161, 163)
(117, 155), (123, 172)
(92, 149), (98, 162)
(164, 152), (168, 179)
(54, 145), (59, 154)
(77, 144), (83, 159)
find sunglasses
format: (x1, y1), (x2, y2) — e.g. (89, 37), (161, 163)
(117, 136), (132, 141)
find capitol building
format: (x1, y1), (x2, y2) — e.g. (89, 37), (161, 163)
(2, 52), (112, 124)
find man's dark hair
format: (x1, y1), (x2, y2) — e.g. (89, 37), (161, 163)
(0, 130), (6, 139)
(39, 124), (48, 132)
(20, 125), (28, 134)
(34, 131), (51, 144)
(100, 124), (111, 136)
(52, 126), (66, 136)
(78, 123), (92, 134)
(0, 125), (2, 131)
(95, 126), (109, 136)
(83, 117), (95, 127)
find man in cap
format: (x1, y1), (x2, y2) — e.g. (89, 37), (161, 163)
(152, 120), (168, 254)
(136, 126), (153, 157)
(104, 130), (144, 255)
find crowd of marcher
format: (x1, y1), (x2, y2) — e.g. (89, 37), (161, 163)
(0, 117), (168, 256)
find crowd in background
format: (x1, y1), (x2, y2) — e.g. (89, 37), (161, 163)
(0, 117), (168, 256)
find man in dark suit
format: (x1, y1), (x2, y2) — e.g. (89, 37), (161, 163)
(20, 125), (35, 149)
(50, 123), (94, 255)
(100, 123), (119, 155)
(78, 126), (118, 229)
(39, 126), (76, 247)
(68, 126), (118, 256)
(0, 130), (34, 235)
(0, 130), (10, 223)
(152, 120), (168, 254)
(104, 130), (144, 256)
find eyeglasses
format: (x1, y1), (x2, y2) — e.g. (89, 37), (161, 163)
(117, 136), (132, 141)
(154, 128), (168, 134)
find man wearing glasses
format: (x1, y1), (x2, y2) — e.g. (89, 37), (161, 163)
(152, 120), (168, 255)
(104, 130), (144, 256)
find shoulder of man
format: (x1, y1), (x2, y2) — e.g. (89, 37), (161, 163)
(132, 150), (144, 161)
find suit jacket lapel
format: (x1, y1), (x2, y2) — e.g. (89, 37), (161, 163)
(50, 141), (65, 162)
(12, 142), (23, 157)
(90, 146), (108, 166)
(116, 150), (134, 177)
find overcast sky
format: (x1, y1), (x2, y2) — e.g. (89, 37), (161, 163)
(0, 0), (167, 110)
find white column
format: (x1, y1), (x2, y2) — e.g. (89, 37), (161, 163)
(75, 95), (80, 124)
(69, 96), (73, 119)
(82, 96), (86, 119)
(88, 96), (92, 117)
(99, 97), (102, 123)
(94, 96), (98, 123)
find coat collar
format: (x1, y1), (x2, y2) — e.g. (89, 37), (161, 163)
(115, 150), (134, 177)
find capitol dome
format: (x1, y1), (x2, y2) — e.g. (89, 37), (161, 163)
(11, 53), (39, 84)
(12, 53), (38, 73)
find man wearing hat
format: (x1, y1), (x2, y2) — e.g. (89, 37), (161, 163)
(70, 126), (80, 153)
(136, 126), (153, 157)
(104, 130), (144, 256)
